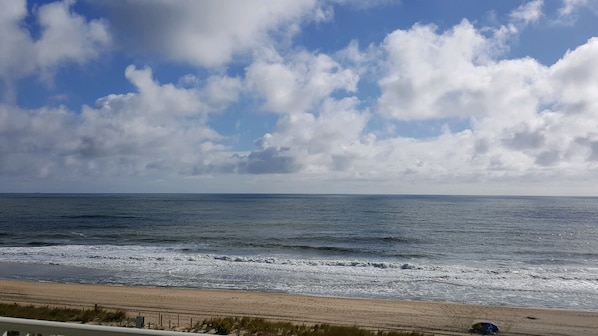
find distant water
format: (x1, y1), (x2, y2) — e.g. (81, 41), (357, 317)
(1, 194), (597, 311)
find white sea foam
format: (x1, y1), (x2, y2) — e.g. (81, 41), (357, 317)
(2, 244), (597, 310)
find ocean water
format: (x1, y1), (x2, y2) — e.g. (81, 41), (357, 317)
(0, 193), (597, 311)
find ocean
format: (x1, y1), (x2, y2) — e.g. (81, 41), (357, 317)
(0, 194), (596, 311)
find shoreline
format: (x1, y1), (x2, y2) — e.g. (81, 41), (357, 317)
(1, 279), (597, 335)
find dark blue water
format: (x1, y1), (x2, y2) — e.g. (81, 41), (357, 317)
(1, 194), (597, 311)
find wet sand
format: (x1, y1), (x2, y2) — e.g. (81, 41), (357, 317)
(0, 279), (596, 335)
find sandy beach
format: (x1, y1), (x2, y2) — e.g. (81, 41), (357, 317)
(0, 279), (596, 336)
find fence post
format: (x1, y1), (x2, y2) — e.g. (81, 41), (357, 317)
(135, 316), (145, 329)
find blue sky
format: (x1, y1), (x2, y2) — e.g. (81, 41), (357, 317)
(1, 0), (598, 195)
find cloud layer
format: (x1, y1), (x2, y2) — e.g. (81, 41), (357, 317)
(1, 0), (597, 194)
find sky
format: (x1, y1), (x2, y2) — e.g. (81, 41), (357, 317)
(1, 0), (598, 195)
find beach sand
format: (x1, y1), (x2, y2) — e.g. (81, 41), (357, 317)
(0, 279), (596, 336)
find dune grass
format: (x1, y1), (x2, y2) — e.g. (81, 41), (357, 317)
(0, 303), (428, 335)
(0, 302), (126, 323)
(196, 316), (428, 336)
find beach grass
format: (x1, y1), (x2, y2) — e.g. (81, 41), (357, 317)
(0, 303), (427, 335)
(0, 302), (126, 323)
(196, 316), (428, 335)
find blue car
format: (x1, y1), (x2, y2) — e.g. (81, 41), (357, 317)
(469, 321), (499, 335)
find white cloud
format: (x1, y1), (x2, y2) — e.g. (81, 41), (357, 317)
(378, 20), (493, 121)
(547, 37), (598, 111)
(0, 65), (243, 181)
(200, 75), (243, 110)
(260, 97), (370, 172)
(235, 96), (370, 176)
(0, 103), (78, 177)
(98, 0), (321, 67)
(242, 47), (367, 174)
(510, 0), (544, 25)
(0, 0), (35, 82)
(246, 48), (359, 114)
(74, 65), (242, 176)
(0, 0), (110, 85)
(34, 0), (110, 75)
(359, 17), (598, 192)
(559, 0), (589, 16)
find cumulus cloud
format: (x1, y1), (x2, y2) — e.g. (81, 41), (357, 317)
(243, 46), (369, 174)
(246, 48), (359, 114)
(357, 14), (598, 190)
(0, 103), (77, 177)
(547, 38), (598, 110)
(263, 97), (370, 173)
(235, 146), (299, 174)
(0, 0), (35, 82)
(0, 65), (244, 180)
(0, 0), (110, 85)
(377, 20), (493, 121)
(97, 0), (322, 67)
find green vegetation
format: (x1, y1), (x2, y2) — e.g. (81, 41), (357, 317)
(0, 303), (428, 335)
(0, 303), (126, 323)
(194, 316), (428, 336)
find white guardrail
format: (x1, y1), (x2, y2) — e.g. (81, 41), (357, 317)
(0, 316), (206, 336)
